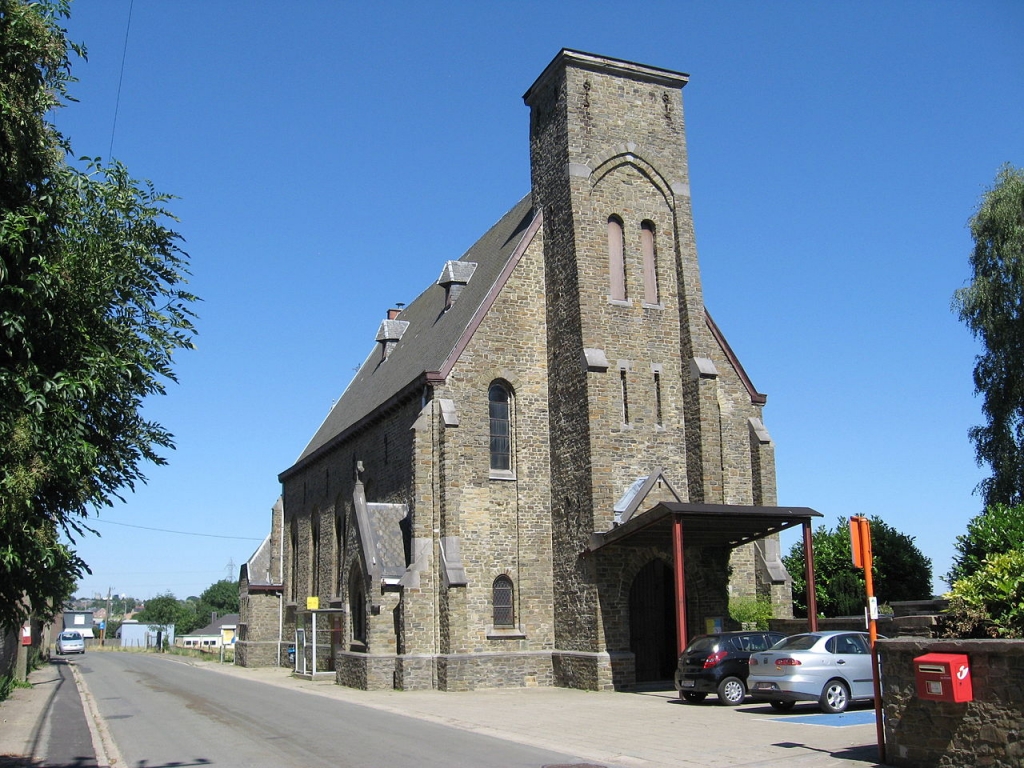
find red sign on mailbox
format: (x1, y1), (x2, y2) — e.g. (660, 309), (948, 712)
(914, 652), (973, 703)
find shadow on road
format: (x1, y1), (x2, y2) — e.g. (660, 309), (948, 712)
(0, 759), (213, 768)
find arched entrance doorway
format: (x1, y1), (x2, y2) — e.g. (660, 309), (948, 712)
(629, 559), (678, 682)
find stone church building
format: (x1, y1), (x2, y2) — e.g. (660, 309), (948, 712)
(236, 49), (819, 691)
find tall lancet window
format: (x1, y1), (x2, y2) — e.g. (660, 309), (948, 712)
(608, 215), (626, 301)
(641, 220), (659, 305)
(489, 382), (513, 474)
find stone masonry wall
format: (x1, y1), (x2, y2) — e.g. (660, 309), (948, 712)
(879, 637), (1024, 767)
(426, 220), (555, 686)
(526, 52), (765, 686)
(235, 589), (285, 667)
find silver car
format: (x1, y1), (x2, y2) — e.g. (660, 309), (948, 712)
(56, 630), (86, 655)
(747, 630), (878, 713)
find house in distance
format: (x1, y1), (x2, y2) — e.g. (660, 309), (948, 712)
(237, 49), (818, 691)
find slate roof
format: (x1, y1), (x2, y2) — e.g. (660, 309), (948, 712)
(243, 534), (274, 586)
(282, 195), (538, 478)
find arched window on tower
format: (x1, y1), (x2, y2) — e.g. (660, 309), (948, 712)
(641, 220), (659, 305)
(492, 575), (514, 628)
(489, 382), (513, 476)
(608, 215), (626, 301)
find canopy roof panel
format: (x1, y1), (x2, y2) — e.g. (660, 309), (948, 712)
(587, 502), (822, 554)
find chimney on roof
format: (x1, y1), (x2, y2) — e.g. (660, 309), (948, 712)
(437, 261), (477, 311)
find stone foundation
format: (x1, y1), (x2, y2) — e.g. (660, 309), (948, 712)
(552, 650), (617, 691)
(234, 640), (287, 668)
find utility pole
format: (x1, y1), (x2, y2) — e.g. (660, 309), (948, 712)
(103, 587), (112, 646)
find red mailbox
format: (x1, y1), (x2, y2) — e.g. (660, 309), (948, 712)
(914, 652), (973, 703)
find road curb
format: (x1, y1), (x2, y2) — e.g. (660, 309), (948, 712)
(69, 660), (124, 768)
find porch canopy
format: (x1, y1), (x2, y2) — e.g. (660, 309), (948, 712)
(587, 501), (823, 652)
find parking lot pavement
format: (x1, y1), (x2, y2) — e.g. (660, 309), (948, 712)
(190, 660), (885, 768)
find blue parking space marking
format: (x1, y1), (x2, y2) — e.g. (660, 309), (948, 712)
(773, 710), (877, 727)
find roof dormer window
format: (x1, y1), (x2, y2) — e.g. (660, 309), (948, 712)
(376, 311), (409, 362)
(437, 261), (478, 311)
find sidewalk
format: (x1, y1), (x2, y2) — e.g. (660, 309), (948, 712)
(1, 653), (885, 767)
(188, 658), (885, 767)
(0, 661), (61, 765)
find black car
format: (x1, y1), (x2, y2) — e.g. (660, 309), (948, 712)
(674, 630), (787, 705)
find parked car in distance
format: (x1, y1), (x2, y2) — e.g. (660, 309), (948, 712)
(675, 630), (787, 705)
(748, 630), (880, 713)
(56, 630), (86, 655)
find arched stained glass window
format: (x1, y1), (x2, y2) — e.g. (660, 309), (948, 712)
(493, 575), (514, 628)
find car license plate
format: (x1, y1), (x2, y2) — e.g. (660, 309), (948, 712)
(681, 680), (695, 688)
(754, 682), (772, 691)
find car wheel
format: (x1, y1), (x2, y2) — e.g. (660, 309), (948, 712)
(680, 691), (707, 703)
(769, 700), (795, 711)
(717, 676), (746, 706)
(819, 679), (851, 714)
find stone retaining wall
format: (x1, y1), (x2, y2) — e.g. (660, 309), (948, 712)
(878, 637), (1024, 767)
(770, 615), (936, 638)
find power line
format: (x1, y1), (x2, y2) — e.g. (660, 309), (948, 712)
(93, 518), (263, 541)
(108, 0), (135, 160)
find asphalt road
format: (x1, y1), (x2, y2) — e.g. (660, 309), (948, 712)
(32, 659), (98, 768)
(77, 652), (619, 768)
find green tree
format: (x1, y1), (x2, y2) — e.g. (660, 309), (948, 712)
(134, 594), (183, 627)
(943, 550), (1024, 639)
(134, 592), (201, 635)
(184, 579), (240, 633)
(783, 517), (933, 617)
(953, 164), (1024, 508)
(198, 579), (240, 615)
(948, 503), (1024, 584)
(0, 1), (197, 631)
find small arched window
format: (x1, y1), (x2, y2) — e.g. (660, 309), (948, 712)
(489, 382), (512, 473)
(640, 220), (659, 305)
(608, 215), (626, 301)
(492, 575), (514, 628)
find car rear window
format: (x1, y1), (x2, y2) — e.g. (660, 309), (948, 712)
(684, 636), (718, 654)
(738, 634), (773, 651)
(773, 634), (819, 651)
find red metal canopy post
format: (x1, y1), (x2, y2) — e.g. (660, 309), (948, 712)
(672, 515), (688, 655)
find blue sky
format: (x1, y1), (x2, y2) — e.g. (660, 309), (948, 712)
(58, 1), (1023, 601)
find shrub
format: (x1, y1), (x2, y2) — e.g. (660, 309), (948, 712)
(729, 596), (773, 630)
(942, 549), (1024, 638)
